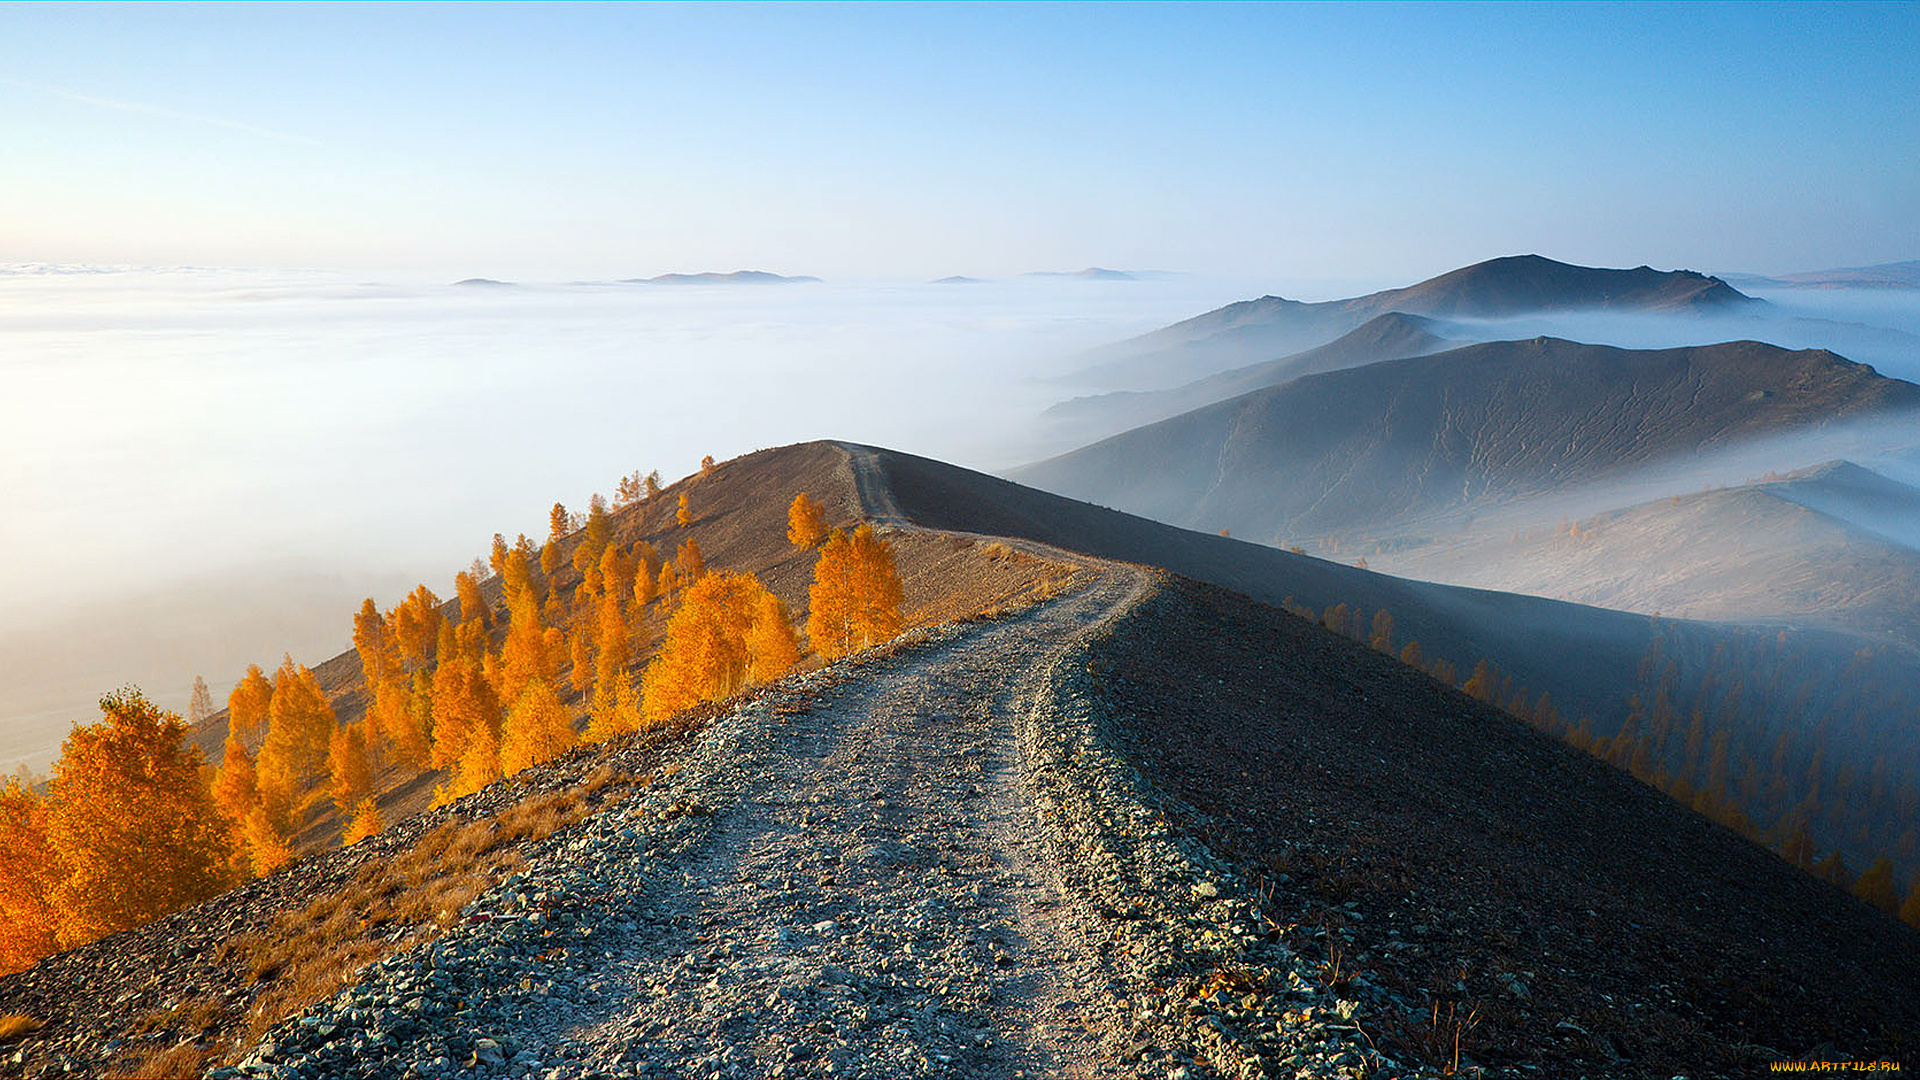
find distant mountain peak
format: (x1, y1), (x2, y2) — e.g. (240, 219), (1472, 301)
(620, 270), (822, 285)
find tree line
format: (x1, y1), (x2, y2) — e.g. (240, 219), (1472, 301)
(0, 472), (905, 975)
(1290, 597), (1920, 930)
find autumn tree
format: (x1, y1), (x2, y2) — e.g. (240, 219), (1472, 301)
(227, 664), (274, 739)
(1850, 856), (1898, 913)
(342, 798), (383, 845)
(1369, 610), (1394, 654)
(657, 539), (706, 608)
(187, 676), (215, 726)
(46, 690), (234, 947)
(1462, 660), (1496, 703)
(787, 492), (828, 548)
(0, 780), (61, 974)
(500, 678), (576, 776)
(543, 502), (568, 576)
(631, 541), (662, 609)
(806, 525), (905, 660)
(389, 585), (443, 672)
(642, 572), (800, 724)
(572, 495), (613, 575)
(258, 656), (336, 800)
(490, 533), (510, 577)
(210, 729), (260, 858)
(615, 470), (645, 508)
(455, 569), (490, 629)
(327, 721), (374, 816)
(430, 626), (503, 783)
(353, 599), (415, 764)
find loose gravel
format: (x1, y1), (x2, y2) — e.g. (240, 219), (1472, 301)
(210, 565), (1382, 1080)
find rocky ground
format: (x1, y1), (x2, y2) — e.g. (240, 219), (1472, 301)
(193, 563), (1392, 1080)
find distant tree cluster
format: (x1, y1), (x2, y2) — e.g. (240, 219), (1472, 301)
(1282, 593), (1920, 931)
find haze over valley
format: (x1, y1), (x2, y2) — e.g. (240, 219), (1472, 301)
(3, 5), (1918, 1078)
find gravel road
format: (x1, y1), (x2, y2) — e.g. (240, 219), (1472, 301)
(211, 570), (1170, 1080)
(209, 446), (1384, 1080)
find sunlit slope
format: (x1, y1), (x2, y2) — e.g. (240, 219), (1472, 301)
(184, 441), (1068, 856)
(1018, 337), (1920, 545)
(1067, 254), (1755, 390)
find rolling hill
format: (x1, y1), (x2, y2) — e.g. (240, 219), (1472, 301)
(1367, 460), (1920, 647)
(1043, 312), (1463, 442)
(3, 441), (1914, 1080)
(1017, 337), (1920, 544)
(1066, 254), (1757, 391)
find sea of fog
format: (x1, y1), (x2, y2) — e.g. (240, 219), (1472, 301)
(5, 268), (1917, 775)
(0, 266), (1313, 772)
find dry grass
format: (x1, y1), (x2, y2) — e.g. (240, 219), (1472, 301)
(108, 765), (639, 1076)
(0, 1014), (44, 1042)
(124, 1038), (221, 1080)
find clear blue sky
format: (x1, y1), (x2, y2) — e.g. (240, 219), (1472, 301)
(1, 1), (1914, 281)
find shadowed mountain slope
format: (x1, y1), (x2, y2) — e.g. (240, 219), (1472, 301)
(1371, 461), (1920, 646)
(1044, 312), (1462, 441)
(874, 444), (1920, 872)
(1069, 254), (1756, 390)
(1018, 337), (1920, 544)
(1092, 577), (1920, 1075)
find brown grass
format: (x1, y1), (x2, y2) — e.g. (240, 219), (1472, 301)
(0, 1014), (44, 1042)
(109, 766), (641, 1076)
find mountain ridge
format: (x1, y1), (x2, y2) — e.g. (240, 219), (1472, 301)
(1067, 254), (1758, 390)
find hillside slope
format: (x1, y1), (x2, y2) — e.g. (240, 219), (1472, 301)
(1044, 313), (1462, 442)
(184, 441), (1074, 861)
(2, 441), (1915, 1080)
(1069, 255), (1755, 390)
(1370, 461), (1920, 645)
(1018, 337), (1920, 544)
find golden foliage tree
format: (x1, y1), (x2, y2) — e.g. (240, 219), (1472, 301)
(788, 492), (828, 548)
(258, 656), (335, 804)
(327, 721), (374, 816)
(390, 585), (442, 672)
(700, 454), (716, 477)
(455, 569), (490, 628)
(543, 502), (568, 576)
(500, 678), (577, 776)
(0, 780), (61, 974)
(657, 539), (706, 609)
(806, 525), (905, 660)
(227, 663), (274, 739)
(677, 492), (692, 528)
(572, 494), (613, 576)
(210, 730), (260, 848)
(631, 541), (662, 609)
(46, 690), (235, 947)
(341, 797), (383, 845)
(615, 470), (645, 508)
(430, 643), (503, 781)
(641, 572), (798, 725)
(490, 532), (510, 577)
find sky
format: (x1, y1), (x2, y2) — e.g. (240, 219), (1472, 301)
(1, 1), (1916, 281)
(3, 1), (1919, 770)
